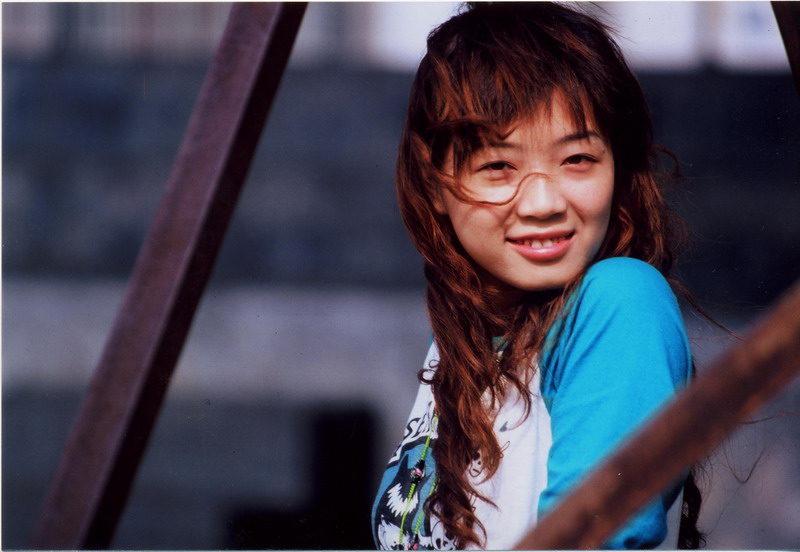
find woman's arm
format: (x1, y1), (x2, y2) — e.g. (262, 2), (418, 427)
(538, 257), (691, 549)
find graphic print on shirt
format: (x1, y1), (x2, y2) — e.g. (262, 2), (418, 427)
(466, 438), (510, 481)
(372, 401), (455, 550)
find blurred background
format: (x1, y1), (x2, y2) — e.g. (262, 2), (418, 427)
(3, 2), (799, 549)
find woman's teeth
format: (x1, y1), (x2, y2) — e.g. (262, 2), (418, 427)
(517, 236), (566, 248)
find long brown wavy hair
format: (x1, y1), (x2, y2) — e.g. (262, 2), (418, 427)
(396, 2), (703, 549)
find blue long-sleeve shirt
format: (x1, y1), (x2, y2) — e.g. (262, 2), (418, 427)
(372, 257), (691, 549)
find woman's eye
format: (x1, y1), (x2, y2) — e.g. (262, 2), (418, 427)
(563, 154), (596, 166)
(480, 161), (514, 172)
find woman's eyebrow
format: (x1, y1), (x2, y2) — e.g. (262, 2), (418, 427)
(486, 140), (520, 149)
(557, 130), (603, 145)
(480, 130), (605, 155)
(485, 130), (604, 150)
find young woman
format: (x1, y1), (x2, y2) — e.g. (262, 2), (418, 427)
(372, 3), (703, 549)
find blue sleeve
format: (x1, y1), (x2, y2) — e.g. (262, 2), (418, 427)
(538, 257), (691, 549)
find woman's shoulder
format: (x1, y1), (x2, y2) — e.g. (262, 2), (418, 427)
(579, 257), (675, 307)
(541, 258), (691, 394)
(584, 256), (668, 290)
(543, 257), (685, 364)
(586, 255), (662, 276)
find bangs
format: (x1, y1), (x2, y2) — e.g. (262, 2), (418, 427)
(439, 88), (597, 178)
(422, 6), (610, 176)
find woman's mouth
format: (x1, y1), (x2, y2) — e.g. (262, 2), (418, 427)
(507, 232), (574, 261)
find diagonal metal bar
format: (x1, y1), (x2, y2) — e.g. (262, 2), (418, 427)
(773, 2), (800, 96)
(30, 3), (306, 548)
(515, 278), (800, 550)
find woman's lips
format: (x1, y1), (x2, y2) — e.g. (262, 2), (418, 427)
(507, 232), (574, 261)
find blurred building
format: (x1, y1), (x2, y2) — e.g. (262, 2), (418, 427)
(3, 3), (790, 68)
(3, 3), (800, 549)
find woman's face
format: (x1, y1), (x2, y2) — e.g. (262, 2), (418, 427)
(434, 95), (615, 295)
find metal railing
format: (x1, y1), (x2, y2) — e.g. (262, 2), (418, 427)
(515, 279), (800, 548)
(30, 4), (307, 548)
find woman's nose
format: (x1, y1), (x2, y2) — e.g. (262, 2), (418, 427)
(513, 172), (567, 219)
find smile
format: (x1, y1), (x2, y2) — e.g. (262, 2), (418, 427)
(507, 232), (574, 261)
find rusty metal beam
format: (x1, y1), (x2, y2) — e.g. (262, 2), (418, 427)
(773, 2), (800, 96)
(30, 3), (306, 548)
(514, 278), (800, 549)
